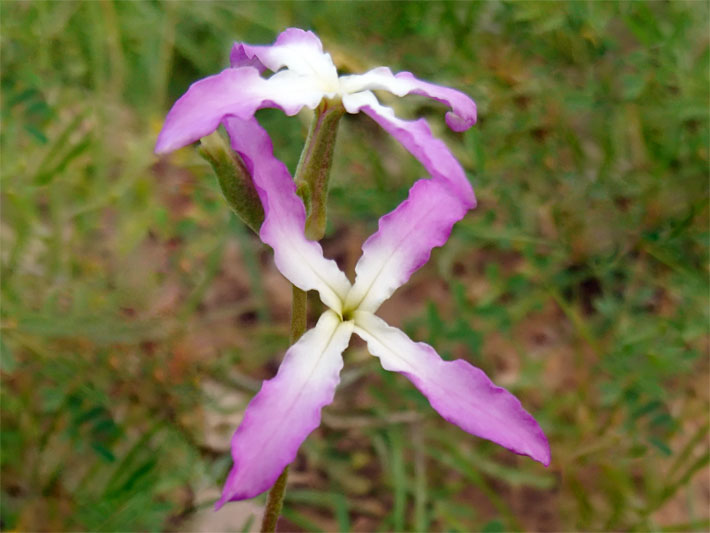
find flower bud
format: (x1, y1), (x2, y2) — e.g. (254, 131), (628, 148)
(199, 131), (264, 234)
(294, 98), (345, 240)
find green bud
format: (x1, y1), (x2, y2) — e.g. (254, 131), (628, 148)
(198, 131), (264, 234)
(294, 97), (345, 241)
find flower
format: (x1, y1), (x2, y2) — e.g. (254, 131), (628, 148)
(155, 28), (476, 206)
(210, 116), (549, 507)
(154, 28), (550, 508)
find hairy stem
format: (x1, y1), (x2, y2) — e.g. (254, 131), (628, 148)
(289, 286), (308, 343)
(260, 465), (289, 532)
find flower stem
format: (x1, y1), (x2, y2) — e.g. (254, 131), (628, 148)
(289, 286), (308, 343)
(260, 285), (307, 532)
(260, 465), (289, 532)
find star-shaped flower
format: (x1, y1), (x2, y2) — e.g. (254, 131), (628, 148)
(212, 116), (549, 507)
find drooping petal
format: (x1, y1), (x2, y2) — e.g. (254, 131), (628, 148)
(224, 116), (351, 313)
(230, 28), (338, 86)
(344, 178), (469, 313)
(342, 91), (476, 206)
(340, 67), (477, 131)
(217, 310), (354, 507)
(155, 67), (325, 154)
(353, 311), (551, 466)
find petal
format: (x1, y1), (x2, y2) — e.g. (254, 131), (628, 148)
(224, 117), (351, 313)
(342, 91), (476, 206)
(155, 67), (324, 154)
(230, 28), (338, 84)
(217, 310), (354, 506)
(344, 178), (469, 313)
(353, 311), (551, 466)
(340, 67), (477, 131)
(229, 42), (268, 73)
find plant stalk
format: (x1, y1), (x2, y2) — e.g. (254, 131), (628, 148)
(260, 465), (289, 532)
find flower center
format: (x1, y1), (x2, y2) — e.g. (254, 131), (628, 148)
(341, 307), (355, 322)
(320, 76), (340, 95)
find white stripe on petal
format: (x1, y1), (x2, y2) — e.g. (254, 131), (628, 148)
(339, 67), (412, 96)
(155, 67), (323, 154)
(340, 67), (476, 131)
(231, 28), (339, 93)
(345, 178), (468, 313)
(217, 310), (354, 505)
(353, 311), (551, 466)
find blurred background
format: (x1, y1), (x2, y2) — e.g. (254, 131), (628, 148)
(1, 1), (708, 531)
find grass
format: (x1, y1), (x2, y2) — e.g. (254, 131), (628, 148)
(1, 1), (708, 531)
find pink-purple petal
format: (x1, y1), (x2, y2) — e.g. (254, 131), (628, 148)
(340, 67), (476, 131)
(345, 178), (470, 313)
(231, 28), (324, 70)
(155, 67), (322, 154)
(273, 27), (324, 50)
(353, 311), (550, 466)
(230, 28), (336, 82)
(343, 92), (476, 207)
(224, 117), (351, 313)
(394, 71), (477, 132)
(229, 44), (268, 72)
(217, 310), (354, 507)
(156, 68), (259, 154)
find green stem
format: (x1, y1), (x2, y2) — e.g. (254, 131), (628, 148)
(260, 465), (289, 532)
(294, 97), (345, 241)
(289, 286), (308, 343)
(260, 286), (307, 532)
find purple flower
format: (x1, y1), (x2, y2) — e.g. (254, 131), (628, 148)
(155, 28), (476, 205)
(155, 28), (550, 508)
